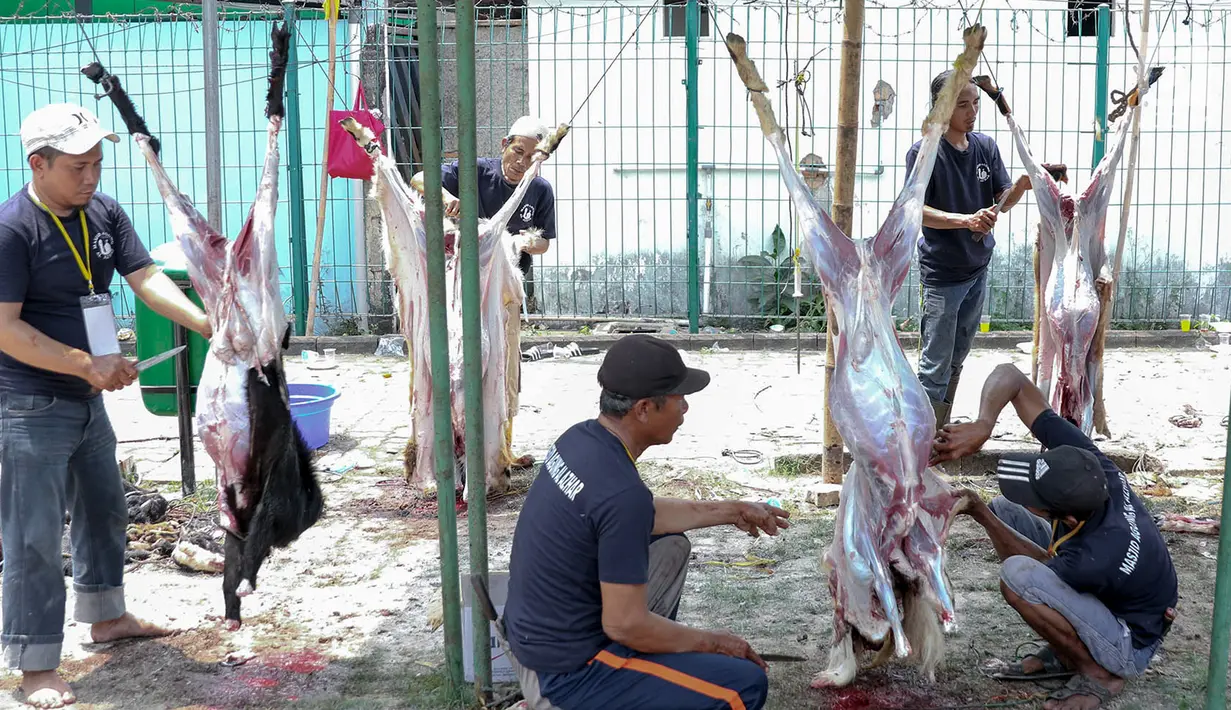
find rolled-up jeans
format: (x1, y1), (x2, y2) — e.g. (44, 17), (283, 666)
(0, 391), (128, 671)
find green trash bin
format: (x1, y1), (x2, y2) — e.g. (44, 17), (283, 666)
(134, 252), (210, 416)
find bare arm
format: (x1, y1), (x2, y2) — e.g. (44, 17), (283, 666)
(994, 175), (1032, 213)
(957, 491), (1050, 563)
(922, 206), (979, 230)
(652, 498), (790, 536)
(411, 170), (461, 218)
(0, 303), (136, 391)
(930, 362), (1050, 465)
(601, 582), (766, 668)
(125, 265), (211, 337)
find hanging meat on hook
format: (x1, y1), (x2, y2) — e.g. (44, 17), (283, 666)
(725, 25), (986, 687)
(339, 116), (568, 498)
(89, 23), (324, 629)
(974, 72), (1157, 437)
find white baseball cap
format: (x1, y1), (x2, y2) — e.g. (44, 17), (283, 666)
(20, 103), (119, 158)
(507, 115), (549, 142)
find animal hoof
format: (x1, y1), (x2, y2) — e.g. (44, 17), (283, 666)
(224, 619), (242, 632)
(809, 670), (852, 689)
(236, 579), (254, 597)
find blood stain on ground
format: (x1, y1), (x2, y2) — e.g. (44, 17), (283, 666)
(263, 649), (329, 674)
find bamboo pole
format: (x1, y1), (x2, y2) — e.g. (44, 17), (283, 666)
(1096, 0), (1151, 437)
(823, 0), (863, 484)
(1031, 231), (1041, 383)
(305, 3), (341, 336)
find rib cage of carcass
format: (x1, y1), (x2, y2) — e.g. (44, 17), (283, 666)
(726, 27), (986, 687)
(340, 118), (568, 497)
(1003, 111), (1134, 437)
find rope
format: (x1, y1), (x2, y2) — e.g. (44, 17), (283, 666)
(567, 5), (654, 125)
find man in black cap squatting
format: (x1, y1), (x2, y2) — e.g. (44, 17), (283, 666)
(500, 334), (789, 710)
(931, 363), (1178, 710)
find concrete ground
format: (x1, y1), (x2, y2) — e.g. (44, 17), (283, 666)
(0, 344), (1227, 709)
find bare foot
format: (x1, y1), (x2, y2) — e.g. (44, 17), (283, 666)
(20, 671), (75, 708)
(89, 612), (172, 644)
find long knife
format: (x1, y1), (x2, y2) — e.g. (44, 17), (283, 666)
(759, 653), (807, 663)
(134, 345), (186, 372)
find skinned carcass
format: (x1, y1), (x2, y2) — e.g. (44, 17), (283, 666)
(725, 26), (985, 687)
(125, 24), (324, 629)
(340, 117), (568, 498)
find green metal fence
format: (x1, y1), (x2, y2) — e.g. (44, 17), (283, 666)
(2, 1), (1228, 332)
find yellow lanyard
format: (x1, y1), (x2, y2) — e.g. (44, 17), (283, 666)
(34, 201), (93, 294)
(1048, 519), (1086, 557)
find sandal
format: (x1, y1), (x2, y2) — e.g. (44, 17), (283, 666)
(1047, 674), (1114, 707)
(992, 645), (1075, 681)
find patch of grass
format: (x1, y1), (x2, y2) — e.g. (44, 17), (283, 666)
(767, 455), (821, 479)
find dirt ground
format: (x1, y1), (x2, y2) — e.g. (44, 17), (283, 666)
(0, 345), (1227, 709)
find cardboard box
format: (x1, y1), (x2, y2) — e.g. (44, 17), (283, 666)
(461, 571), (517, 684)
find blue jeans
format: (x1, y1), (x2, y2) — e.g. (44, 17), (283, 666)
(917, 270), (988, 403)
(990, 497), (1161, 678)
(0, 392), (128, 671)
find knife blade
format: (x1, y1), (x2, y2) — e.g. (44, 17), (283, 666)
(759, 653), (807, 663)
(135, 345), (187, 372)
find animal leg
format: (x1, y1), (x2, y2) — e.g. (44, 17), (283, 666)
(223, 532), (245, 629)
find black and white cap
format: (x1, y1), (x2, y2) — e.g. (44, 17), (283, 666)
(996, 445), (1109, 514)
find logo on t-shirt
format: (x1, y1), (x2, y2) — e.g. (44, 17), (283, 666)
(94, 232), (114, 260)
(976, 164), (991, 182)
(518, 204), (535, 223)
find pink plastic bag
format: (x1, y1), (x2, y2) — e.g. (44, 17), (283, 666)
(326, 85), (386, 180)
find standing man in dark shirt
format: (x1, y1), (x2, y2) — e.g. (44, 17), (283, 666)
(0, 103), (212, 708)
(501, 335), (788, 709)
(413, 116), (557, 473)
(932, 363), (1178, 710)
(905, 70), (1032, 429)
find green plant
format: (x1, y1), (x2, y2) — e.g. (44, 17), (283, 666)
(736, 225), (827, 331)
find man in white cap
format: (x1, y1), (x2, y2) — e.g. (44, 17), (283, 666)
(413, 115), (558, 471)
(0, 103), (211, 708)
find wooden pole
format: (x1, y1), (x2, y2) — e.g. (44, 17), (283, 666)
(1095, 0), (1151, 437)
(1031, 231), (1041, 383)
(823, 0), (863, 484)
(305, 4), (342, 335)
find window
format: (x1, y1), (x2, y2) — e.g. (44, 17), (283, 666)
(1066, 0), (1115, 38)
(662, 0), (710, 38)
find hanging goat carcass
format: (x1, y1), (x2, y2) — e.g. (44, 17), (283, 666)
(339, 117), (568, 498)
(726, 26), (986, 687)
(115, 24), (323, 629)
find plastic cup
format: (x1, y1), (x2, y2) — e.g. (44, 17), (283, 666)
(1180, 314), (1191, 332)
(980, 315), (991, 333)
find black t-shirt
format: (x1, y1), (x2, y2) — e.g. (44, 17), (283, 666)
(0, 185), (152, 400)
(441, 157), (556, 274)
(905, 132), (1011, 286)
(503, 419), (655, 674)
(1031, 410), (1179, 649)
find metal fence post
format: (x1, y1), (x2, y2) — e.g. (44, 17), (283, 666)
(1092, 4), (1111, 168)
(417, 0), (466, 698)
(685, 0), (700, 333)
(282, 2), (309, 336)
(456, 0), (491, 700)
(1205, 386), (1231, 710)
(202, 0), (222, 232)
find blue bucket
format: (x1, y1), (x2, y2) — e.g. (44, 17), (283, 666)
(288, 383), (341, 450)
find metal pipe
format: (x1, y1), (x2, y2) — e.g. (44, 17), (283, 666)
(173, 322), (195, 495)
(455, 0), (491, 700)
(1205, 386), (1231, 709)
(685, 0), (700, 334)
(417, 0), (466, 698)
(1092, 4), (1111, 168)
(202, 0), (222, 232)
(282, 2), (309, 337)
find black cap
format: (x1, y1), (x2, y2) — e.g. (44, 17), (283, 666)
(996, 446), (1109, 515)
(597, 335), (711, 400)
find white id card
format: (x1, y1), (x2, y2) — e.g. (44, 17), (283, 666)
(80, 293), (121, 356)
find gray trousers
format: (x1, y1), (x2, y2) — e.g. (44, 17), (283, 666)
(500, 534), (692, 710)
(0, 392), (128, 671)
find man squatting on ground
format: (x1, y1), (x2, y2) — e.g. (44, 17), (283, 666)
(501, 335), (788, 709)
(932, 363), (1178, 710)
(412, 115), (557, 472)
(0, 104), (213, 708)
(906, 69), (1032, 428)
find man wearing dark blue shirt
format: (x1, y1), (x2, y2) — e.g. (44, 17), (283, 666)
(501, 335), (788, 709)
(906, 70), (1032, 430)
(0, 103), (212, 708)
(932, 364), (1178, 710)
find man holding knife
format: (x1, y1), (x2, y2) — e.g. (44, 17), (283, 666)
(0, 103), (211, 708)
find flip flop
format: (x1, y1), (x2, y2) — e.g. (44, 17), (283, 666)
(992, 645), (1075, 681)
(1047, 674), (1114, 707)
